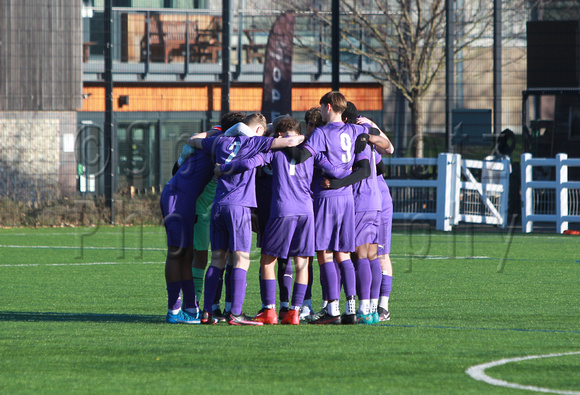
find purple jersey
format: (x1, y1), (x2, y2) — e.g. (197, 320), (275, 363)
(375, 154), (393, 210)
(164, 149), (214, 199)
(353, 146), (382, 212)
(261, 149), (315, 218)
(201, 135), (273, 208)
(304, 122), (368, 198)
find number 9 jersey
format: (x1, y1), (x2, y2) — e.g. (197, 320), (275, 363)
(304, 121), (368, 198)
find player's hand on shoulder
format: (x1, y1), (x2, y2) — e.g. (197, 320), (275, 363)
(357, 116), (377, 129)
(354, 133), (369, 154)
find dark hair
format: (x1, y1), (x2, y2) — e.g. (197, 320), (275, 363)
(342, 101), (358, 124)
(220, 112), (245, 131)
(275, 117), (300, 136)
(272, 114), (291, 133)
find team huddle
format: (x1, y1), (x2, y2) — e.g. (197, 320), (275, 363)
(160, 91), (394, 325)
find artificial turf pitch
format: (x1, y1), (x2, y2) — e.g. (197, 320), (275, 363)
(0, 225), (578, 393)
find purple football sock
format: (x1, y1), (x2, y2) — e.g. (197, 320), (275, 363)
(224, 264), (232, 307)
(261, 278), (277, 307)
(320, 261), (339, 301)
(320, 263), (328, 301)
(338, 259), (356, 299)
(278, 258), (292, 303)
(167, 281), (181, 311)
(259, 268), (266, 306)
(305, 262), (313, 300)
(180, 278), (197, 310)
(213, 268), (224, 305)
(381, 274), (393, 297)
(335, 260), (342, 294)
(231, 268), (248, 315)
(203, 266), (223, 313)
(354, 258), (371, 300)
(291, 283), (308, 308)
(370, 258), (382, 300)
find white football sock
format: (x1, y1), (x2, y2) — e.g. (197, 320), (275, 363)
(327, 300), (340, 316)
(379, 296), (389, 311)
(358, 299), (370, 315)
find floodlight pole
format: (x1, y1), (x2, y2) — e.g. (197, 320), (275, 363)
(221, 0), (232, 115)
(331, 0), (339, 91)
(104, 0), (115, 224)
(493, 0), (502, 135)
(445, 0), (455, 153)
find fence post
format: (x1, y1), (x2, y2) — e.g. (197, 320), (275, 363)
(452, 154), (461, 226)
(436, 153), (459, 231)
(521, 153), (533, 233)
(556, 153), (569, 233)
(499, 156), (511, 228)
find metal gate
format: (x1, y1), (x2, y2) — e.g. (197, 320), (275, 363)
(383, 153), (511, 231)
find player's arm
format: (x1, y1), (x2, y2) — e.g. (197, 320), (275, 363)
(357, 116), (395, 155)
(376, 158), (387, 177)
(188, 138), (203, 149)
(369, 131), (394, 155)
(281, 145), (313, 164)
(216, 154), (267, 177)
(315, 153), (351, 179)
(186, 128), (222, 148)
(270, 135), (305, 149)
(323, 159), (371, 189)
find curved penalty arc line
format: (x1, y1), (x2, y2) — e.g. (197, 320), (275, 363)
(466, 351), (580, 394)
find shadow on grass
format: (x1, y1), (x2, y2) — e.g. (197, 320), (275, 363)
(0, 311), (162, 324)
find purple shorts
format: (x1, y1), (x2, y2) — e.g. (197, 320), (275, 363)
(160, 184), (196, 249)
(210, 204), (253, 253)
(261, 214), (315, 259)
(377, 200), (393, 256)
(355, 210), (380, 247)
(313, 194), (355, 253)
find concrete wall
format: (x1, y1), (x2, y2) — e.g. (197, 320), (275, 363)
(0, 112), (77, 202)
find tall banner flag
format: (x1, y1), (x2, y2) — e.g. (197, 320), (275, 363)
(261, 12), (295, 123)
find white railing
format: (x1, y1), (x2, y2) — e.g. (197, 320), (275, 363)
(521, 153), (580, 233)
(459, 156), (511, 228)
(383, 153), (510, 231)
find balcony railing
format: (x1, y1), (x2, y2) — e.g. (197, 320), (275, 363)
(82, 7), (370, 83)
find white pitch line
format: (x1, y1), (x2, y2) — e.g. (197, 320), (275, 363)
(0, 261), (163, 267)
(390, 254), (489, 260)
(466, 351), (580, 394)
(0, 244), (164, 251)
(423, 256), (489, 260)
(0, 231), (163, 237)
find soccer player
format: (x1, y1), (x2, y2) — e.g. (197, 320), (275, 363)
(375, 151), (394, 321)
(189, 113), (305, 325)
(172, 112), (245, 322)
(344, 103), (393, 324)
(160, 125), (224, 324)
(218, 117), (311, 324)
(299, 107), (326, 320)
(356, 115), (395, 322)
(256, 117), (315, 325)
(303, 91), (392, 325)
(254, 115), (293, 321)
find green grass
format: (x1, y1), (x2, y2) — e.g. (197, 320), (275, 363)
(0, 225), (579, 394)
